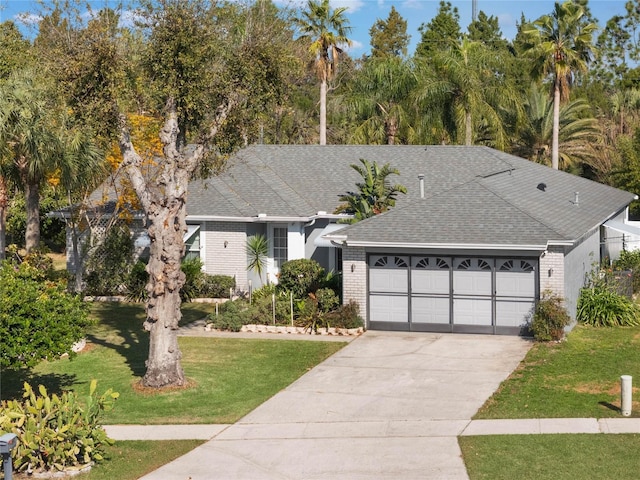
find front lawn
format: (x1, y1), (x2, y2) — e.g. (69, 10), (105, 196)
(0, 302), (346, 424)
(85, 440), (204, 480)
(461, 434), (640, 480)
(475, 324), (640, 419)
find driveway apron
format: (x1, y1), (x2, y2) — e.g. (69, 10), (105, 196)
(140, 331), (531, 480)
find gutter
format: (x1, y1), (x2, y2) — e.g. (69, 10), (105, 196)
(186, 213), (352, 223)
(325, 238), (548, 252)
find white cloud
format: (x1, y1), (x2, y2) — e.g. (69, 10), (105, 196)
(343, 39), (364, 53)
(332, 0), (365, 12)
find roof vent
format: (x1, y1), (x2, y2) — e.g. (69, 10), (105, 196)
(258, 213), (267, 218)
(537, 183), (547, 192)
(573, 192), (579, 206)
(418, 174), (425, 199)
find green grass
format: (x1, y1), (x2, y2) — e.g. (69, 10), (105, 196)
(460, 434), (640, 480)
(0, 302), (346, 424)
(84, 440), (204, 479)
(475, 324), (640, 419)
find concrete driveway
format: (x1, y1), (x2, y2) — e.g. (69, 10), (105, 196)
(141, 331), (531, 480)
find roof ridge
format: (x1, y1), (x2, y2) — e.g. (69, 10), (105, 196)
(474, 176), (568, 241)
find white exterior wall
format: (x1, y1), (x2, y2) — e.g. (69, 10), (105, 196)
(563, 229), (600, 320)
(202, 221), (248, 291)
(287, 223), (305, 261)
(539, 246), (565, 300)
(342, 246), (368, 323)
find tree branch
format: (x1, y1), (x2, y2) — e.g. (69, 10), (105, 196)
(118, 113), (152, 212)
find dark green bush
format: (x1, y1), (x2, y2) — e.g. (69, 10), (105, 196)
(200, 274), (235, 298)
(208, 302), (246, 332)
(0, 262), (93, 369)
(315, 288), (340, 313)
(277, 259), (325, 298)
(531, 291), (571, 342)
(324, 300), (364, 329)
(577, 286), (640, 327)
(126, 260), (149, 302)
(0, 381), (118, 474)
(180, 257), (205, 302)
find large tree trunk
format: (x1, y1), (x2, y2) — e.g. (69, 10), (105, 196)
(552, 81), (561, 170)
(0, 175), (7, 260)
(119, 97), (235, 388)
(142, 202), (187, 387)
(25, 179), (41, 253)
(465, 109), (472, 146)
(320, 78), (327, 145)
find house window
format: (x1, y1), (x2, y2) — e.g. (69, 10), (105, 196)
(184, 226), (201, 261)
(273, 226), (288, 269)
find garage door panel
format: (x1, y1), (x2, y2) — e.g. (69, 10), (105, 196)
(496, 273), (535, 297)
(370, 295), (408, 323)
(412, 270), (450, 294)
(453, 298), (492, 326)
(496, 298), (535, 327)
(370, 270), (408, 293)
(412, 296), (450, 324)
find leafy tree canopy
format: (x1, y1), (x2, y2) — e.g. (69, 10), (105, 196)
(369, 6), (410, 58)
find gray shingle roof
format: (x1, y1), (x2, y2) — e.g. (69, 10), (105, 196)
(187, 145), (635, 247)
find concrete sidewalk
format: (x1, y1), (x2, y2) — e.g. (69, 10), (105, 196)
(105, 417), (640, 441)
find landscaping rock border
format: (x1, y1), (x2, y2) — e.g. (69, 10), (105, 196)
(205, 324), (363, 336)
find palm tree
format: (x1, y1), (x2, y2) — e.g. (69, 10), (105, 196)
(413, 38), (521, 148)
(0, 70), (59, 253)
(346, 57), (416, 145)
(336, 158), (407, 223)
(522, 0), (597, 169)
(512, 85), (599, 171)
(246, 234), (268, 285)
(295, 0), (352, 145)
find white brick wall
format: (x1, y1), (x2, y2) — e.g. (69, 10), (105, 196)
(539, 246), (565, 298)
(342, 246), (368, 323)
(202, 222), (248, 291)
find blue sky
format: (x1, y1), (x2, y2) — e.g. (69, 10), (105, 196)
(0, 0), (632, 56)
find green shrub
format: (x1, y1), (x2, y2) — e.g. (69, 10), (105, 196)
(252, 283), (277, 300)
(531, 291), (571, 342)
(208, 300), (252, 330)
(0, 381), (118, 474)
(612, 250), (640, 293)
(180, 257), (206, 302)
(324, 300), (364, 329)
(0, 262), (93, 369)
(277, 259), (325, 298)
(577, 287), (640, 327)
(315, 288), (340, 313)
(200, 274), (235, 298)
(126, 260), (149, 302)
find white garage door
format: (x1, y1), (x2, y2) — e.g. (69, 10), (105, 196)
(411, 257), (451, 325)
(453, 258), (493, 327)
(369, 255), (409, 325)
(495, 259), (536, 327)
(368, 255), (537, 334)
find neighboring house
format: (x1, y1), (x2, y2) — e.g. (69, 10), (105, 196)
(59, 145), (637, 335)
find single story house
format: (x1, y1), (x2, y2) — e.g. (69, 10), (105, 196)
(63, 145), (639, 335)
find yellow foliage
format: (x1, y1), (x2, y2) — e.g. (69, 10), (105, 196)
(104, 114), (163, 218)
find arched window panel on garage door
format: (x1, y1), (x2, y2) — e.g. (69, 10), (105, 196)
(411, 257), (451, 325)
(495, 258), (537, 328)
(369, 255), (409, 325)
